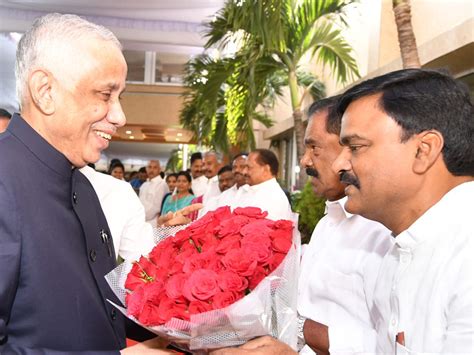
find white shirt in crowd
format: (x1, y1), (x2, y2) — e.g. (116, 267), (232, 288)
(191, 175), (208, 197)
(373, 181), (473, 354)
(139, 175), (168, 227)
(80, 166), (155, 261)
(298, 197), (392, 354)
(202, 175), (220, 205)
(231, 178), (293, 221)
(199, 184), (239, 217)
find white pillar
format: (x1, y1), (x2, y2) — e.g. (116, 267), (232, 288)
(182, 144), (189, 171)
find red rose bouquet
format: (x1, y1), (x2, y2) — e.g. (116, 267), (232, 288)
(106, 206), (300, 352)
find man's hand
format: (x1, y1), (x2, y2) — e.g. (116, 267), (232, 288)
(209, 336), (297, 355)
(157, 203), (203, 226)
(120, 337), (173, 354)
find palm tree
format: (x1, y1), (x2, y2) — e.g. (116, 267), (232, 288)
(392, 0), (421, 68)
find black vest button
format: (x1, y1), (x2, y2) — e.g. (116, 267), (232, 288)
(89, 249), (97, 262)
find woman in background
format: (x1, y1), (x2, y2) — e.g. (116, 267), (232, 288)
(161, 171), (194, 214)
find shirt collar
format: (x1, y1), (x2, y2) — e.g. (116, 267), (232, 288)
(248, 177), (276, 192)
(396, 181), (474, 250)
(150, 175), (163, 183)
(324, 196), (353, 219)
(7, 113), (72, 178)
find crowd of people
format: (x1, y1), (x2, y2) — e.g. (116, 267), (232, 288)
(0, 12), (472, 355)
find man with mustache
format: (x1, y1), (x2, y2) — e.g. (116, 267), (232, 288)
(333, 69), (473, 353)
(211, 97), (392, 355)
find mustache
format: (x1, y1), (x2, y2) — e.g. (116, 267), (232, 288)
(339, 171), (360, 189)
(306, 167), (319, 178)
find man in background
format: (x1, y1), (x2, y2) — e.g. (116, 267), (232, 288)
(139, 159), (169, 227)
(190, 152), (208, 197)
(232, 149), (292, 221)
(201, 151), (223, 204)
(0, 108), (12, 133)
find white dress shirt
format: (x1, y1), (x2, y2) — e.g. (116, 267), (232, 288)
(373, 181), (474, 354)
(80, 166), (154, 261)
(199, 184), (239, 217)
(298, 197), (392, 354)
(231, 178), (293, 221)
(191, 175), (208, 197)
(202, 175), (221, 205)
(139, 175), (168, 226)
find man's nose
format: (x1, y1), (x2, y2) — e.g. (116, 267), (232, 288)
(332, 146), (352, 175)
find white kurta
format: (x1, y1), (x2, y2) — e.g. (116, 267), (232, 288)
(231, 178), (293, 221)
(191, 175), (208, 197)
(201, 175), (221, 205)
(298, 197), (392, 354)
(80, 166), (154, 261)
(139, 175), (168, 227)
(199, 184), (239, 216)
(373, 181), (474, 354)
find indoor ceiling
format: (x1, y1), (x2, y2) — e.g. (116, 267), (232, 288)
(0, 0), (223, 164)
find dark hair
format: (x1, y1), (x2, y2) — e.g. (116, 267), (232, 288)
(190, 152), (203, 165)
(108, 161), (124, 174)
(138, 167), (147, 174)
(160, 171), (165, 179)
(165, 173), (178, 182)
(0, 108), (12, 119)
(218, 165), (233, 176)
(177, 170), (192, 183)
(232, 152), (248, 163)
(337, 68), (474, 176)
(307, 95), (342, 134)
(252, 149), (279, 176)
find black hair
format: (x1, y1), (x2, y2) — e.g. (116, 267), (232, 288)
(138, 167), (147, 174)
(165, 173), (178, 182)
(218, 165), (233, 176)
(252, 149), (279, 176)
(176, 170), (192, 183)
(232, 152), (248, 163)
(307, 95), (342, 134)
(108, 161), (124, 174)
(337, 68), (474, 176)
(0, 108), (12, 119)
(190, 152), (203, 165)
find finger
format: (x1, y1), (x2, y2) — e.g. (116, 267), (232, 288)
(239, 336), (275, 350)
(180, 203), (203, 215)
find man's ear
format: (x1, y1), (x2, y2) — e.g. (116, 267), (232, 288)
(413, 130), (444, 174)
(28, 69), (55, 115)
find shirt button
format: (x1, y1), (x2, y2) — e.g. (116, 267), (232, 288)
(400, 255), (410, 263)
(89, 249), (97, 262)
(72, 192), (78, 204)
(110, 308), (117, 321)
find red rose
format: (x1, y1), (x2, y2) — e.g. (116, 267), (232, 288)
(272, 236), (292, 254)
(233, 207), (268, 219)
(274, 220), (293, 231)
(211, 206), (233, 221)
(125, 256), (159, 291)
(248, 265), (268, 290)
(217, 215), (250, 238)
(183, 249), (219, 274)
(212, 291), (242, 309)
(188, 300), (213, 315)
(215, 234), (241, 254)
(183, 269), (220, 301)
(165, 273), (188, 301)
(242, 243), (273, 266)
(137, 299), (163, 325)
(221, 248), (258, 277)
(240, 220), (273, 240)
(269, 252), (286, 271)
(217, 270), (248, 292)
(126, 285), (145, 318)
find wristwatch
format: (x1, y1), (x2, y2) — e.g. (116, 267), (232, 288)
(297, 314), (307, 351)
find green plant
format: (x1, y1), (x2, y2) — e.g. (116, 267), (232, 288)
(292, 180), (326, 244)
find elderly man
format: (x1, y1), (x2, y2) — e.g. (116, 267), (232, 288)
(139, 159), (169, 227)
(201, 151), (223, 204)
(0, 13), (171, 354)
(190, 152), (208, 197)
(0, 108), (12, 133)
(232, 149), (292, 221)
(332, 69), (473, 354)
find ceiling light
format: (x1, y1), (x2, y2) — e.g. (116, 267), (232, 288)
(129, 136), (135, 139)
(125, 130), (132, 135)
(177, 133), (183, 137)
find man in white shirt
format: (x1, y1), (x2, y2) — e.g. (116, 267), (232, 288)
(213, 153), (248, 208)
(332, 69), (474, 354)
(190, 152), (208, 197)
(232, 149), (292, 221)
(201, 151), (223, 204)
(80, 165), (154, 261)
(139, 159), (168, 227)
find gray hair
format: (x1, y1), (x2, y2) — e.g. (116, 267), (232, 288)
(204, 151), (222, 162)
(15, 13), (122, 104)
